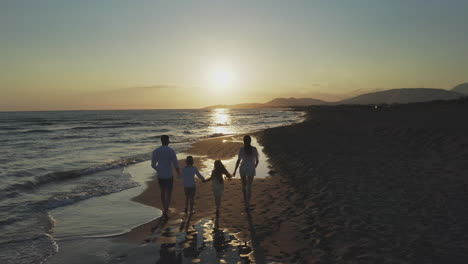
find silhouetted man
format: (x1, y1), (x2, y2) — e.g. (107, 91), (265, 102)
(151, 135), (180, 217)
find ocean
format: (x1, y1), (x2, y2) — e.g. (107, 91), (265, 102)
(0, 108), (303, 264)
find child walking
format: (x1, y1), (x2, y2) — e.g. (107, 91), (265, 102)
(180, 156), (205, 214)
(205, 160), (232, 213)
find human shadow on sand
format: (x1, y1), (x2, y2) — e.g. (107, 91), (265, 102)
(152, 210), (256, 264)
(244, 208), (267, 264)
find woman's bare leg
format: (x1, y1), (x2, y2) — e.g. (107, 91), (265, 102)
(241, 175), (248, 207)
(245, 175), (254, 206)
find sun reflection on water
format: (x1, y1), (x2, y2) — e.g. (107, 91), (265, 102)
(209, 108), (234, 135)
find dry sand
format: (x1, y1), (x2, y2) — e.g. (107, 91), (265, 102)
(257, 100), (468, 263)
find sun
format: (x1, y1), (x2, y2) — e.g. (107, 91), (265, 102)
(210, 67), (235, 87)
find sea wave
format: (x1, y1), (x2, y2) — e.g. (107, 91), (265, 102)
(21, 129), (53, 134)
(0, 172), (139, 228)
(207, 133), (227, 138)
(70, 122), (146, 130)
(1, 156), (148, 196)
(38, 179), (139, 210)
(71, 125), (125, 130)
(50, 135), (85, 140)
(0, 215), (22, 226)
(0, 229), (58, 264)
(0, 127), (20, 131)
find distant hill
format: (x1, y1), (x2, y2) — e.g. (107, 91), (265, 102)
(203, 97), (326, 109)
(203, 88), (467, 109)
(337, 88), (464, 105)
(452, 83), (468, 95)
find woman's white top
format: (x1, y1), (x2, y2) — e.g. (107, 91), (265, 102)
(180, 166), (205, 188)
(238, 147), (259, 169)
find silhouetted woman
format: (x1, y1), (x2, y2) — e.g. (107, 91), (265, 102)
(205, 160), (232, 213)
(233, 135), (259, 208)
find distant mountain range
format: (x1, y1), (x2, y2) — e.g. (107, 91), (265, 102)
(452, 83), (468, 95)
(337, 88), (463, 105)
(202, 98), (327, 109)
(202, 83), (467, 109)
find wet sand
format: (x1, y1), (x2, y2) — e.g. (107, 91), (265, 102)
(121, 135), (276, 263)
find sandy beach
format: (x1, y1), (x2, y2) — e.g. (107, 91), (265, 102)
(121, 99), (468, 264)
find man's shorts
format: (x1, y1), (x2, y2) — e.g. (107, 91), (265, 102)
(158, 177), (173, 190)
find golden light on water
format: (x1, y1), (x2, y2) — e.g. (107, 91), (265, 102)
(210, 108), (234, 134)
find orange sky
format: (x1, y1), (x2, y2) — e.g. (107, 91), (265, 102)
(1, 1), (467, 111)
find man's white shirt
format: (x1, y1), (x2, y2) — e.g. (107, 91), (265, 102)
(151, 146), (179, 179)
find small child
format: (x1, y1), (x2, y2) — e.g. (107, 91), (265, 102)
(180, 156), (205, 214)
(205, 160), (232, 213)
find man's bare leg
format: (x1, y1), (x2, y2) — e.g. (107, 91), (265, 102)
(161, 187), (168, 216)
(165, 188), (172, 214)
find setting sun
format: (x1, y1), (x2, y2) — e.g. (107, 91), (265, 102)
(209, 67), (235, 88)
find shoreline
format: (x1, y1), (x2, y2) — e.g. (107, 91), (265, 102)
(44, 130), (302, 263)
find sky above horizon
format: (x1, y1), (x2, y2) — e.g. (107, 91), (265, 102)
(1, 0), (468, 110)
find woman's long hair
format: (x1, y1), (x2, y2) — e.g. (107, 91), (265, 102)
(243, 135), (252, 155)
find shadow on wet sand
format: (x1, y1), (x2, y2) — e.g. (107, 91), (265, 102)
(149, 210), (261, 264)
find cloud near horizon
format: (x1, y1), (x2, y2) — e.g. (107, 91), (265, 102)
(75, 84), (209, 110)
(101, 84), (180, 94)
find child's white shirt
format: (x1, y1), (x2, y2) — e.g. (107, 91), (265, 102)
(180, 166), (205, 188)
